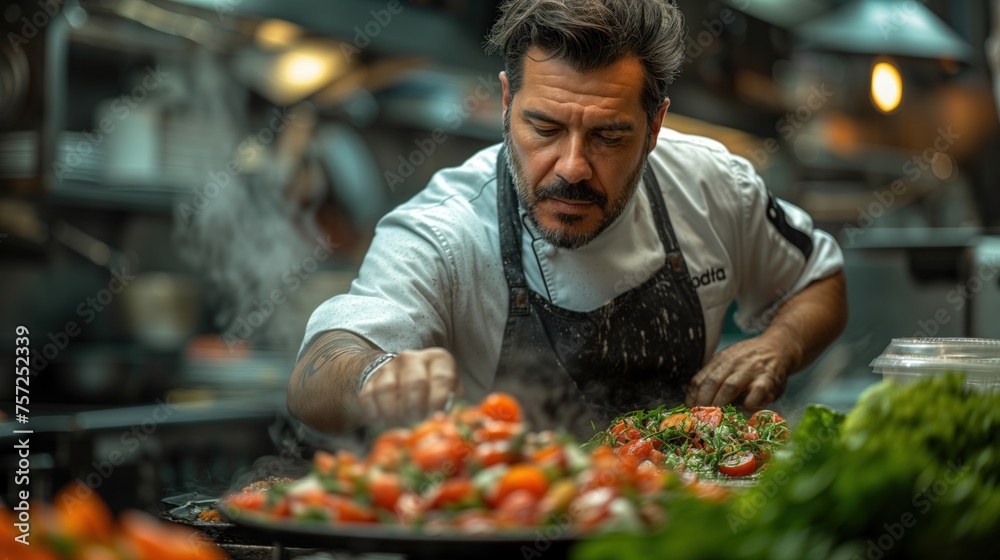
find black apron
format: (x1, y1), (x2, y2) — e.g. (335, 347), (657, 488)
(492, 148), (707, 439)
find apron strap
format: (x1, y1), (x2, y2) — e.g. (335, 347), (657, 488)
(496, 148), (531, 316)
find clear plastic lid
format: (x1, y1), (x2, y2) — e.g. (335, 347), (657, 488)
(869, 338), (1000, 375)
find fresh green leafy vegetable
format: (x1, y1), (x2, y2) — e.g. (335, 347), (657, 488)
(575, 375), (1000, 560)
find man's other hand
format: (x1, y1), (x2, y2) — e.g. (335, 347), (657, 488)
(358, 348), (461, 426)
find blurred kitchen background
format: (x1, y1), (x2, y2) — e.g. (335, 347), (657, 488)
(1, 0), (999, 515)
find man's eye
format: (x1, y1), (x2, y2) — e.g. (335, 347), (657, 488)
(533, 126), (558, 137)
(595, 135), (622, 145)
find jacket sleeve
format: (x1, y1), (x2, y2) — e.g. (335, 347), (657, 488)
(729, 156), (844, 333)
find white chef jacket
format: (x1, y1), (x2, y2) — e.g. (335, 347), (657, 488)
(300, 128), (844, 401)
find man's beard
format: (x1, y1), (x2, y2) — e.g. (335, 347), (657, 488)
(503, 111), (648, 250)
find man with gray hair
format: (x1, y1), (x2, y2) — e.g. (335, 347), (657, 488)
(288, 0), (848, 436)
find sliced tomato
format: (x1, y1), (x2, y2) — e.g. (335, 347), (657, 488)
(54, 481), (115, 542)
(530, 444), (565, 468)
(647, 448), (665, 464)
(367, 441), (404, 470)
(226, 491), (267, 513)
(743, 425), (759, 441)
(313, 450), (338, 476)
(494, 489), (539, 527)
(480, 392), (522, 422)
(121, 510), (227, 560)
(368, 472), (403, 511)
(428, 478), (477, 509)
(610, 420), (628, 436)
(717, 451), (756, 477)
(569, 487), (617, 530)
(407, 415), (459, 448)
(327, 495), (377, 523)
(690, 482), (730, 502)
(410, 435), (471, 475)
(690, 406), (723, 429)
(616, 438), (653, 470)
(495, 464), (549, 505)
(474, 440), (517, 467)
(473, 420), (524, 442)
(659, 412), (695, 433)
(748, 410), (785, 427)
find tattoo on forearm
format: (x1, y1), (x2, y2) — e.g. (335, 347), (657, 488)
(300, 332), (382, 389)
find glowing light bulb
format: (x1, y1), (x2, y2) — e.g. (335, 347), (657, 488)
(871, 61), (903, 114)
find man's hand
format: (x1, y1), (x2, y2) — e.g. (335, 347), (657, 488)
(358, 348), (461, 427)
(686, 271), (847, 411)
(685, 332), (796, 411)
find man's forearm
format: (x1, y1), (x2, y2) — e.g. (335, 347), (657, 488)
(762, 270), (848, 374)
(287, 330), (385, 433)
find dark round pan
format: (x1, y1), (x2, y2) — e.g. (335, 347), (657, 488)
(228, 511), (583, 560)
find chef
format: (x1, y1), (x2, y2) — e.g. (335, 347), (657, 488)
(287, 0), (848, 435)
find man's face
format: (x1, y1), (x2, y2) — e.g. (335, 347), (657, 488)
(500, 48), (667, 250)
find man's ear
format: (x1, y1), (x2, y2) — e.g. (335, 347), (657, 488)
(648, 98), (670, 153)
(500, 71), (510, 117)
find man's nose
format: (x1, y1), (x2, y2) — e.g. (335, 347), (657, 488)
(554, 136), (592, 185)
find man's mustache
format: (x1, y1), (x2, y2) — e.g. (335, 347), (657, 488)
(536, 179), (607, 208)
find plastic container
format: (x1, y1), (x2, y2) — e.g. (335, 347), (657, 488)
(870, 338), (1000, 392)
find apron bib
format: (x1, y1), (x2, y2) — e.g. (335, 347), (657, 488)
(492, 148), (707, 438)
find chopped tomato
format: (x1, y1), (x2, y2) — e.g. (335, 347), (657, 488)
(313, 450), (338, 475)
(327, 495), (377, 523)
(226, 491), (267, 513)
(659, 412), (695, 433)
(616, 438), (653, 470)
(569, 487), (617, 530)
(610, 420), (628, 436)
(690, 406), (723, 429)
(480, 392), (522, 422)
(407, 415), (459, 447)
(474, 420), (524, 442)
(748, 410), (785, 427)
(429, 478), (478, 509)
(54, 481), (115, 541)
(689, 482), (730, 502)
(717, 452), (756, 477)
(393, 493), (425, 524)
(473, 440), (517, 467)
(495, 464), (549, 505)
(368, 472), (403, 511)
(494, 489), (539, 527)
(743, 426), (759, 441)
(531, 444), (565, 468)
(121, 510), (227, 560)
(647, 449), (665, 464)
(410, 435), (471, 475)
